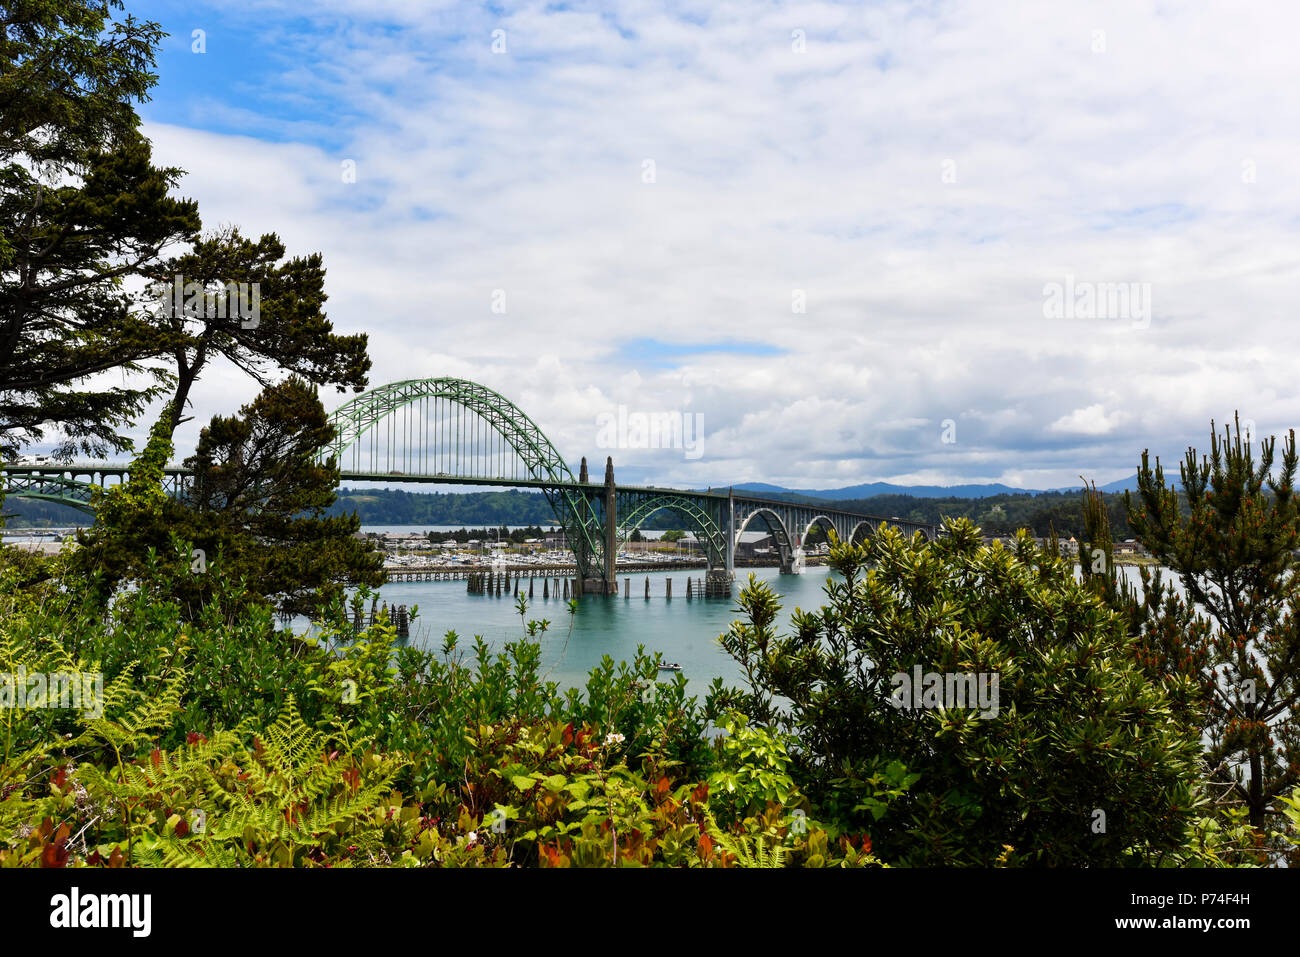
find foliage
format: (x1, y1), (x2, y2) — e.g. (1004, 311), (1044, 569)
(147, 226), (369, 433)
(0, 471), (1259, 870)
(0, 0), (200, 460)
(0, 0), (368, 466)
(1120, 415), (1300, 860)
(0, 540), (886, 868)
(72, 380), (384, 619)
(707, 520), (1212, 866)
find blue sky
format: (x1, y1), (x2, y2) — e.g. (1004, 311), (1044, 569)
(93, 0), (1300, 490)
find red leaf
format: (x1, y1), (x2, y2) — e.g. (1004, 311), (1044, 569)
(41, 825), (70, 868)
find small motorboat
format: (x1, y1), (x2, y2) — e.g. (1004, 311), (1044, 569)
(657, 662), (683, 672)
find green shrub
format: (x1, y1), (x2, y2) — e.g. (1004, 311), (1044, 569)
(708, 519), (1214, 866)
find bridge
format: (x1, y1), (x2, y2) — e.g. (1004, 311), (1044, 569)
(1, 377), (939, 595)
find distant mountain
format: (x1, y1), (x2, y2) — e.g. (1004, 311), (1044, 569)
(730, 481), (1045, 500)
(728, 475), (1171, 501)
(1059, 474), (1180, 494)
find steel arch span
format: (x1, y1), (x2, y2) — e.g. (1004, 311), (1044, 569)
(320, 377), (609, 582)
(616, 492), (729, 570)
(0, 474), (98, 514)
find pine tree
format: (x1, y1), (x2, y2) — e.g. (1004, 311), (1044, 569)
(1123, 414), (1300, 856)
(74, 380), (384, 619)
(0, 1), (200, 460)
(146, 225), (370, 433)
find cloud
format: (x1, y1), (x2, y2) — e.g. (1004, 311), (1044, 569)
(1048, 405), (1127, 437)
(77, 0), (1300, 491)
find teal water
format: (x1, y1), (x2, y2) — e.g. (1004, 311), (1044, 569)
(362, 566), (841, 698)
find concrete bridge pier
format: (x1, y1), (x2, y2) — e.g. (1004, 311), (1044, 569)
(725, 487), (736, 582)
(705, 568), (732, 597)
(582, 455), (619, 594)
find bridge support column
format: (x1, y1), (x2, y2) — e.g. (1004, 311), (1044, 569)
(726, 487), (736, 581)
(704, 568), (733, 597)
(582, 455), (618, 594)
(708, 493), (735, 595)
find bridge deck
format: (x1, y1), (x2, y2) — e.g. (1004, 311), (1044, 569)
(1, 464), (933, 529)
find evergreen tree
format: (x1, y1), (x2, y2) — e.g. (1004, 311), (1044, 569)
(75, 379), (383, 619)
(1, 1), (369, 461)
(1122, 415), (1300, 859)
(1, 0), (200, 460)
(147, 226), (370, 432)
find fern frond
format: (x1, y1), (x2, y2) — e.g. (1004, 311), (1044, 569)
(703, 808), (791, 868)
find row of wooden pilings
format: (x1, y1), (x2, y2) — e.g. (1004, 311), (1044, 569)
(351, 596), (410, 639)
(467, 570), (581, 599)
(385, 561), (705, 583)
(466, 570), (723, 599)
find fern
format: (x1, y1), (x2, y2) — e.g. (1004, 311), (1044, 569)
(70, 666), (186, 759)
(80, 697), (409, 867)
(704, 809), (791, 868)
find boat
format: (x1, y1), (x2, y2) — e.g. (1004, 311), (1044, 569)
(657, 662), (682, 672)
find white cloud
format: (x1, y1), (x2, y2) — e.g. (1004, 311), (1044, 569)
(83, 0), (1300, 491)
(1049, 405), (1127, 437)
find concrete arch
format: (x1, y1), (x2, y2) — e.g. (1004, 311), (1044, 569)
(848, 519), (879, 544)
(798, 514), (838, 549)
(735, 506), (797, 573)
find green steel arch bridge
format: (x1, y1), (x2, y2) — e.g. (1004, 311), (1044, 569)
(1, 377), (939, 594)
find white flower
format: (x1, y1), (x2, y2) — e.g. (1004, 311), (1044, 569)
(604, 732), (625, 746)
(466, 830), (478, 843)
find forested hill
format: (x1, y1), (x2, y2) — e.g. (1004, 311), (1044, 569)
(835, 489), (1134, 539)
(313, 486), (1136, 538)
(323, 488), (561, 525)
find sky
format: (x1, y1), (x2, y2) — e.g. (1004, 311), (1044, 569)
(88, 0), (1300, 491)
